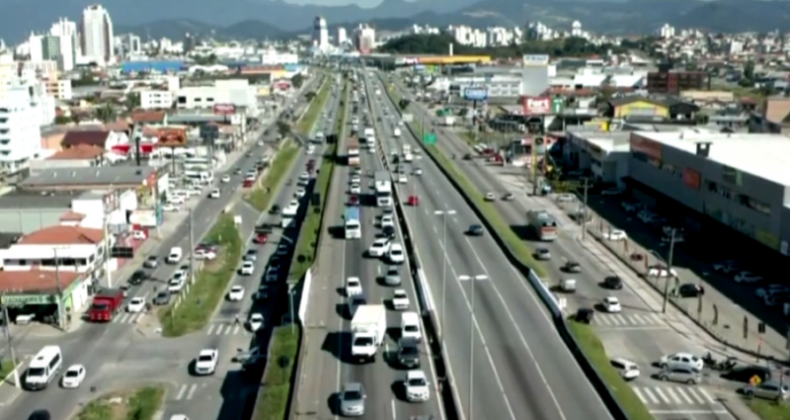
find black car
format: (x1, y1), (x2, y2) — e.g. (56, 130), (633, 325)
(722, 365), (771, 383)
(604, 275), (623, 289)
(128, 270), (147, 285)
(27, 411), (51, 420)
(153, 290), (171, 305)
(270, 204), (281, 214)
(382, 225), (395, 238)
(575, 308), (595, 324)
(678, 283), (703, 298)
(467, 224), (484, 236)
(397, 338), (421, 368)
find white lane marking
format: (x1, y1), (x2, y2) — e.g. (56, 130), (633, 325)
(186, 383), (198, 400)
(207, 324), (215, 335)
(233, 325), (241, 335)
(462, 235), (569, 420)
(391, 399), (397, 420)
(175, 384), (187, 400)
(649, 410), (730, 415)
(334, 215), (346, 420)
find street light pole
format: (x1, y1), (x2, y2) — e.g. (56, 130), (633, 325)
(662, 228), (677, 314)
(580, 177), (589, 239)
(434, 209), (456, 339)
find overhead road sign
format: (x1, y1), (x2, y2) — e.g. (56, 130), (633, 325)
(523, 55), (550, 66)
(462, 86), (489, 101)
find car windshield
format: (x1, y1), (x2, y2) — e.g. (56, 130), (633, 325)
(392, 249), (402, 255)
(27, 367), (46, 377)
(344, 391), (363, 400)
(92, 303), (109, 310)
(405, 325), (419, 332)
(65, 369), (79, 377)
(353, 337), (374, 346)
(198, 354), (214, 362)
(408, 377), (427, 386)
(400, 346), (418, 356)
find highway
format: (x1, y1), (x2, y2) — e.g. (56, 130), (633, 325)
(3, 76), (329, 420)
(388, 75), (735, 419)
(368, 71), (615, 420)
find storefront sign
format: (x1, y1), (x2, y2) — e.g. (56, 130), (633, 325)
(682, 168), (701, 190)
(629, 133), (662, 159)
(213, 104), (236, 115)
(129, 209), (159, 227)
(523, 55), (550, 66)
(157, 128), (187, 147)
(2, 294), (55, 307)
(462, 86), (489, 101)
(522, 96), (551, 115)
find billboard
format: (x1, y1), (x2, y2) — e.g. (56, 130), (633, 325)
(523, 55), (550, 66)
(522, 96), (551, 115)
(157, 127), (187, 147)
(213, 104), (236, 115)
(462, 86), (489, 101)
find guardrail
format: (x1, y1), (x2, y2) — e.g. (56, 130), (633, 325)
(378, 73), (631, 420)
(369, 77), (462, 420)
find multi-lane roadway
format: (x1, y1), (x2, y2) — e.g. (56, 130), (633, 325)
(367, 71), (616, 420)
(388, 74), (738, 419)
(5, 75), (334, 420)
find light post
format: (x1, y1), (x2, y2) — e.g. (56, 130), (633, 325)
(649, 227), (677, 314)
(459, 274), (488, 420)
(434, 209), (456, 339)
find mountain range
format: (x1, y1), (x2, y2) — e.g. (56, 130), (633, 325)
(2, 0), (790, 44)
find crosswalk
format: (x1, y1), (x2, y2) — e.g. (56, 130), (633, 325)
(170, 382), (250, 402)
(633, 386), (720, 407)
(172, 383), (204, 401)
(592, 313), (667, 328)
(113, 312), (145, 324)
(206, 323), (249, 336)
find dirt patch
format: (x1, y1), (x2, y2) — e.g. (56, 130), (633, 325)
(75, 386), (164, 420)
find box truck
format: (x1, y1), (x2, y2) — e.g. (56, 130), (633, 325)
(350, 304), (387, 363)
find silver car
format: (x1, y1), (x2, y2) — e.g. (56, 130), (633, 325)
(384, 266), (401, 286)
(657, 367), (701, 384)
(742, 380), (789, 401)
(339, 382), (365, 416)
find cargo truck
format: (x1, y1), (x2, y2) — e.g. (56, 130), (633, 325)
(347, 138), (360, 166)
(88, 289), (125, 322)
(350, 304), (387, 363)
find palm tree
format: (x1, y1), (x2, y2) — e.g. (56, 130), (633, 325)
(95, 104), (116, 123)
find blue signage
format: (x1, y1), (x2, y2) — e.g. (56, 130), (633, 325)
(462, 86), (489, 101)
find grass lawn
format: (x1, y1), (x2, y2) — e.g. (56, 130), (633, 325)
(296, 77), (332, 134)
(158, 214), (242, 337)
(0, 360), (15, 380)
(76, 386), (165, 420)
(244, 140), (300, 212)
(743, 398), (790, 420)
(567, 320), (655, 420)
(288, 80), (346, 281)
(253, 327), (300, 420)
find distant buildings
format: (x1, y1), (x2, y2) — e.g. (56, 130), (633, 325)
(0, 79), (44, 174)
(81, 4), (114, 65)
(337, 27), (347, 46)
(312, 16), (329, 51)
(355, 24), (375, 55)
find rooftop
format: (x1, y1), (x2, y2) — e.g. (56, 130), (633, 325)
(0, 232), (22, 248)
(0, 270), (81, 294)
(48, 144), (105, 160)
(0, 190), (79, 209)
(18, 225), (103, 245)
(20, 167), (157, 188)
(634, 131), (790, 186)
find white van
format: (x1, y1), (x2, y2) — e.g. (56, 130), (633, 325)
(167, 247), (183, 264)
(25, 345), (63, 390)
(400, 312), (422, 342)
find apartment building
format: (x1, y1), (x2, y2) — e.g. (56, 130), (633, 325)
(140, 90), (174, 109)
(0, 84), (44, 174)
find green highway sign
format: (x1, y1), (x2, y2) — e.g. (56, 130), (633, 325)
(423, 133), (437, 145)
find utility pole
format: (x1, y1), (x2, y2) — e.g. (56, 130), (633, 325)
(581, 177), (589, 240)
(2, 301), (19, 387)
(54, 248), (64, 331)
(188, 205), (196, 284)
(662, 228), (677, 314)
(104, 212), (112, 289)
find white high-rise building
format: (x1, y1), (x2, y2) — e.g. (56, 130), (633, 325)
(337, 27), (347, 46)
(312, 16), (329, 50)
(354, 24), (376, 54)
(50, 18), (79, 71)
(81, 4), (114, 65)
(0, 83), (43, 174)
(0, 53), (17, 102)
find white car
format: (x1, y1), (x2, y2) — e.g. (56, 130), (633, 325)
(194, 248), (217, 260)
(601, 188), (624, 196)
(127, 297), (146, 313)
(221, 175), (231, 183)
(603, 229), (627, 241)
(602, 296), (622, 313)
(647, 265), (678, 278)
(404, 370), (430, 402)
(168, 277), (186, 293)
(414, 168), (422, 176)
(61, 364), (86, 388)
(350, 175), (361, 184)
(391, 289), (409, 310)
(194, 349), (218, 375)
(227, 285), (245, 301)
(162, 203), (181, 212)
(398, 175), (407, 184)
(659, 352), (703, 370)
(265, 266), (280, 283)
(611, 358), (640, 381)
(346, 277), (363, 296)
(381, 215), (395, 229)
(734, 271), (763, 283)
(209, 189), (220, 198)
(239, 261), (255, 276)
(350, 184), (362, 194)
(368, 238), (391, 257)
(168, 196), (185, 205)
(294, 188), (306, 198)
(388, 243), (405, 264)
(248, 313), (264, 331)
(484, 192), (496, 201)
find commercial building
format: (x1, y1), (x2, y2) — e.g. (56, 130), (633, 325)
(647, 68), (710, 94)
(601, 96), (699, 121)
(140, 90), (175, 109)
(354, 24), (376, 54)
(338, 27), (348, 45)
(80, 4), (114, 65)
(20, 166), (158, 192)
(175, 79), (258, 110)
(48, 18), (79, 72)
(0, 84), (44, 174)
(120, 60), (185, 75)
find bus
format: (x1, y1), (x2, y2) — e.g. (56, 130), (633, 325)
(183, 157), (212, 171)
(184, 170), (213, 185)
(345, 207), (361, 239)
(527, 210), (558, 241)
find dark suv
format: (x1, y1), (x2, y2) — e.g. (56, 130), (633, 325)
(604, 275), (623, 289)
(397, 338), (420, 368)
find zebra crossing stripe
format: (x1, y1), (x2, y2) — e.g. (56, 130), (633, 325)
(206, 323), (245, 335)
(632, 387), (719, 405)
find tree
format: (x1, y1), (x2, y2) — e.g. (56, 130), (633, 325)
(743, 60), (755, 81)
(194, 54), (217, 65)
(276, 120), (291, 138)
(54, 115), (71, 125)
(291, 73), (305, 89)
(124, 92), (141, 111)
(398, 99), (410, 110)
(304, 91), (316, 101)
(95, 104), (116, 123)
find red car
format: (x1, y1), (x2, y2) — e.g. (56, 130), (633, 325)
(349, 195), (359, 206)
(255, 232), (269, 244)
(408, 195), (419, 206)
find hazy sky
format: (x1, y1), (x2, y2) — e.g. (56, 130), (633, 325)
(282, 0), (415, 7)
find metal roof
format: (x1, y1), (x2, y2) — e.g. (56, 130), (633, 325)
(0, 190), (79, 209)
(20, 167), (157, 188)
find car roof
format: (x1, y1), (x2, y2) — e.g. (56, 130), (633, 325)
(198, 349), (216, 356)
(407, 370), (427, 379)
(343, 382), (363, 392)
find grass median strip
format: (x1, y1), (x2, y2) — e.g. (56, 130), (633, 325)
(254, 327), (300, 420)
(744, 398), (790, 420)
(76, 385), (165, 420)
(296, 76), (332, 134)
(245, 140), (300, 212)
(158, 213), (242, 337)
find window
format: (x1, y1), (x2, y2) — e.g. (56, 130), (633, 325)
(722, 165), (742, 186)
(206, 97), (214, 102)
(194, 97), (202, 102)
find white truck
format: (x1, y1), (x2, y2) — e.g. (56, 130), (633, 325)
(350, 304), (387, 363)
(374, 171), (393, 207)
(439, 116), (455, 126)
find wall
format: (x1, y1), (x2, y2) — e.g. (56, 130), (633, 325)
(0, 208), (64, 234)
(29, 158), (93, 170)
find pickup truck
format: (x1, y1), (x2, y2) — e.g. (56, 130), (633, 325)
(88, 289), (125, 322)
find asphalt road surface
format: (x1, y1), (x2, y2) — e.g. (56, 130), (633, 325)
(369, 71), (615, 420)
(3, 79), (325, 420)
(388, 76), (742, 419)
